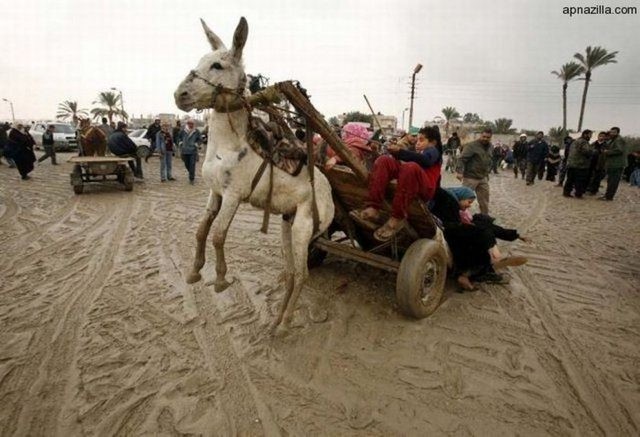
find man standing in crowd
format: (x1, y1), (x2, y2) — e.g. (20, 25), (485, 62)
(525, 131), (549, 185)
(4, 123), (36, 180)
(563, 129), (593, 198)
(179, 119), (202, 185)
(513, 134), (528, 179)
(37, 124), (58, 165)
(0, 121), (14, 166)
(445, 132), (460, 172)
(600, 126), (626, 201)
(456, 128), (493, 214)
(586, 131), (608, 195)
(172, 120), (182, 145)
(98, 117), (113, 139)
(108, 122), (143, 179)
(557, 135), (573, 187)
(144, 118), (162, 158)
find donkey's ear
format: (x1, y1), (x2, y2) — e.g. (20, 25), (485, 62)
(200, 18), (226, 51)
(230, 17), (248, 61)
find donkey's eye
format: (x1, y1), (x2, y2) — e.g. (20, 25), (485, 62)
(211, 62), (223, 70)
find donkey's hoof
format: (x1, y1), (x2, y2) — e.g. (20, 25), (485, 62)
(186, 272), (202, 284)
(214, 278), (234, 293)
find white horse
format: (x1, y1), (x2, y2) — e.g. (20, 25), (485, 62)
(174, 17), (334, 326)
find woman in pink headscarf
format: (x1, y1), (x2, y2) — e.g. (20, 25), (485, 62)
(324, 122), (375, 170)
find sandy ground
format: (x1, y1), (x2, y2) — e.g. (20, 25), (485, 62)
(0, 152), (639, 436)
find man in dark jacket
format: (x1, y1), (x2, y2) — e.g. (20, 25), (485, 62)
(456, 128), (493, 214)
(557, 135), (573, 186)
(525, 131), (549, 185)
(585, 131), (607, 195)
(513, 134), (528, 179)
(37, 124), (58, 165)
(563, 130), (593, 198)
(0, 121), (13, 166)
(600, 126), (626, 200)
(5, 123), (36, 179)
(108, 122), (143, 178)
(144, 118), (161, 155)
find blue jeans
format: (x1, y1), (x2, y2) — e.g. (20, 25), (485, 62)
(160, 152), (173, 180)
(182, 153), (197, 181)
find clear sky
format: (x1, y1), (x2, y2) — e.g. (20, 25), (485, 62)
(1, 0), (639, 134)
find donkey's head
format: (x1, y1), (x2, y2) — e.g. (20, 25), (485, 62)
(174, 17), (248, 112)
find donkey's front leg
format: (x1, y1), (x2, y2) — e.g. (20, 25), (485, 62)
(187, 190), (221, 284)
(210, 194), (241, 292)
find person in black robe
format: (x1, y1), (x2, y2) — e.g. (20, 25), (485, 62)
(4, 123), (36, 179)
(430, 186), (529, 291)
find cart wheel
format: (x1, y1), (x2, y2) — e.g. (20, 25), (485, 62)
(71, 164), (83, 195)
(396, 239), (447, 319)
(123, 167), (134, 191)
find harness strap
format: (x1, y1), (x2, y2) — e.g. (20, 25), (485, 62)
(306, 125), (320, 235)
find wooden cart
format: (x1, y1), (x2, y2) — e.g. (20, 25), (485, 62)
(68, 156), (135, 194)
(277, 82), (449, 319)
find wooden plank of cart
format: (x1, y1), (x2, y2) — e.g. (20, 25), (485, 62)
(67, 156), (135, 194)
(277, 81), (448, 319)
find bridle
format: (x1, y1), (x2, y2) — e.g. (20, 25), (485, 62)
(188, 69), (247, 106)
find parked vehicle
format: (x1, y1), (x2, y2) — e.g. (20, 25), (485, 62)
(127, 128), (150, 148)
(31, 122), (79, 151)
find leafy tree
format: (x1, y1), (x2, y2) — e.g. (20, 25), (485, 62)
(56, 100), (88, 126)
(486, 118), (516, 134)
(548, 126), (565, 144)
(90, 91), (127, 123)
(328, 116), (339, 126)
(462, 112), (482, 124)
(342, 111), (373, 125)
(574, 46), (618, 131)
(551, 62), (584, 134)
(441, 106), (461, 136)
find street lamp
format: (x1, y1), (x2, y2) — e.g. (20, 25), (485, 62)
(408, 63), (423, 130)
(110, 87), (127, 122)
(2, 98), (15, 123)
(401, 107), (409, 131)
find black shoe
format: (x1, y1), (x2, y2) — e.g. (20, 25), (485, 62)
(475, 272), (509, 284)
(168, 177), (176, 181)
(21, 175), (31, 180)
(563, 193), (573, 198)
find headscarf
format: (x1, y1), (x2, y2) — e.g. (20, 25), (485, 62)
(445, 186), (476, 201)
(341, 123), (371, 142)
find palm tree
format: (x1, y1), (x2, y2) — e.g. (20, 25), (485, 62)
(547, 126), (565, 145)
(574, 46), (618, 131)
(56, 100), (88, 126)
(90, 91), (127, 123)
(551, 62), (584, 135)
(490, 118), (516, 134)
(441, 106), (461, 136)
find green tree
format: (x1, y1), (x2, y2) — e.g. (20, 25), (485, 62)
(56, 100), (88, 126)
(441, 106), (461, 136)
(342, 111), (373, 125)
(551, 62), (584, 134)
(487, 118), (516, 134)
(548, 126), (565, 145)
(574, 46), (618, 131)
(462, 112), (482, 124)
(90, 91), (127, 123)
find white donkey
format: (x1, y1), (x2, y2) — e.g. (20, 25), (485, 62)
(174, 17), (334, 326)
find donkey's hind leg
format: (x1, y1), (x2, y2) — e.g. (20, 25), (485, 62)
(187, 190), (221, 284)
(210, 194), (241, 292)
(274, 216), (295, 327)
(279, 209), (314, 326)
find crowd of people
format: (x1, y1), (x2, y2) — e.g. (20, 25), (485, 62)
(0, 118), (206, 184)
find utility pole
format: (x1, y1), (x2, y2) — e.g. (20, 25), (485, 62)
(408, 63), (423, 131)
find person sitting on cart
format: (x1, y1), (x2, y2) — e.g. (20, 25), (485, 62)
(350, 126), (443, 242)
(107, 122), (143, 179)
(430, 186), (529, 291)
(324, 123), (376, 171)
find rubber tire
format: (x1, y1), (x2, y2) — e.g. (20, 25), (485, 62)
(123, 167), (134, 191)
(396, 239), (447, 319)
(71, 164), (83, 195)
